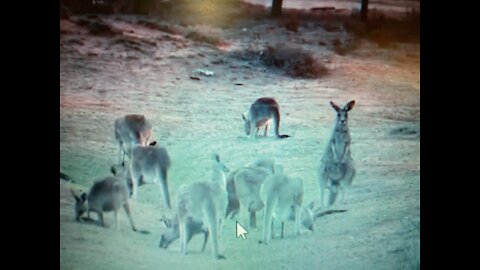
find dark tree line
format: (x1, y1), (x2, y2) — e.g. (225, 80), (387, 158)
(271, 0), (370, 21)
(60, 0), (155, 15)
(61, 0), (371, 21)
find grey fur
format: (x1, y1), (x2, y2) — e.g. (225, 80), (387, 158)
(114, 114), (153, 165)
(159, 215), (209, 251)
(70, 176), (136, 231)
(260, 165), (303, 244)
(318, 100), (356, 207)
(242, 98), (290, 139)
(176, 154), (229, 259)
(226, 158), (275, 224)
(225, 158), (276, 229)
(129, 145), (172, 208)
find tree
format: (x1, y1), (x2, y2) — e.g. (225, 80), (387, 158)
(360, 0), (369, 21)
(271, 0), (283, 17)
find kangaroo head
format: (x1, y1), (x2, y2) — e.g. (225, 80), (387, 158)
(330, 100), (355, 126)
(159, 215), (179, 249)
(211, 154), (229, 188)
(302, 204), (315, 231)
(71, 189), (87, 221)
(212, 154), (230, 174)
(111, 162), (128, 176)
(242, 112), (251, 135)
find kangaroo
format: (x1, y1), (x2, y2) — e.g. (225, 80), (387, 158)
(289, 202), (315, 232)
(110, 161), (146, 197)
(225, 158), (275, 227)
(259, 165), (303, 244)
(242, 98), (290, 139)
(159, 215), (209, 252)
(176, 154), (229, 259)
(318, 100), (356, 207)
(129, 144), (172, 208)
(70, 176), (136, 231)
(114, 114), (153, 165)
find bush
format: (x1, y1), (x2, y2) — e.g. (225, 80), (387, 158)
(261, 45), (328, 78)
(136, 20), (180, 35)
(343, 9), (420, 47)
(88, 20), (120, 36)
(284, 18), (299, 33)
(332, 38), (361, 55)
(185, 31), (228, 47)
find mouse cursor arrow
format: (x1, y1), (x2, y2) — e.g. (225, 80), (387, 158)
(236, 221), (248, 240)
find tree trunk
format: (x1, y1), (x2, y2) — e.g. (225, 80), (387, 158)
(360, 0), (369, 21)
(271, 0), (283, 17)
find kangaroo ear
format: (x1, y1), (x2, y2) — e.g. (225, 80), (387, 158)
(330, 101), (341, 112)
(149, 141), (157, 146)
(273, 164), (283, 174)
(110, 165), (117, 175)
(345, 100), (355, 111)
(308, 201), (315, 209)
(80, 192), (87, 202)
(160, 215), (170, 227)
(212, 153), (220, 162)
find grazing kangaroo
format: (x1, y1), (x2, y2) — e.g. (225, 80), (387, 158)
(159, 215), (209, 252)
(129, 144), (172, 208)
(260, 165), (303, 244)
(225, 158), (275, 225)
(318, 100), (356, 207)
(176, 154), (229, 259)
(242, 98), (290, 139)
(289, 202), (315, 232)
(114, 114), (153, 165)
(70, 176), (136, 231)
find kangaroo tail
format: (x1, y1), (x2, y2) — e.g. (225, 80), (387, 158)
(60, 172), (75, 183)
(273, 108), (281, 137)
(160, 168), (171, 209)
(314, 209), (348, 219)
(273, 108), (290, 139)
(225, 172), (240, 218)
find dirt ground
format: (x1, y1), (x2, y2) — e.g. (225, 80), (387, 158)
(60, 1), (420, 269)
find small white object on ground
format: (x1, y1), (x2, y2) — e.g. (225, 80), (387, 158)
(194, 69), (215, 77)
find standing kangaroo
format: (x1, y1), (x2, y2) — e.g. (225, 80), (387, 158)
(114, 114), (153, 165)
(318, 100), (356, 207)
(176, 154), (229, 259)
(225, 158), (276, 229)
(70, 176), (136, 231)
(128, 144), (172, 208)
(225, 158), (275, 224)
(242, 98), (290, 139)
(259, 165), (303, 244)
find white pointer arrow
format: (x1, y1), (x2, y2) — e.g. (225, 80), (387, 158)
(236, 221), (248, 240)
